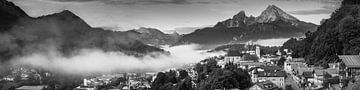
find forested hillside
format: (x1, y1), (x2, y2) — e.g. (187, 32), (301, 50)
(282, 0), (360, 65)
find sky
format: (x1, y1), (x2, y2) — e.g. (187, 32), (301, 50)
(10, 0), (342, 33)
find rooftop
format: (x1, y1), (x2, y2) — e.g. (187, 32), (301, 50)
(291, 58), (306, 62)
(326, 68), (339, 75)
(226, 50), (243, 56)
(339, 55), (360, 68)
(16, 85), (47, 90)
(258, 70), (286, 77)
(239, 62), (265, 66)
(255, 80), (280, 90)
(260, 65), (283, 71)
(302, 71), (314, 78)
(297, 68), (314, 76)
(314, 69), (327, 76)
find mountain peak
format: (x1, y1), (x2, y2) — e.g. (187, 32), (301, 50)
(55, 10), (78, 17)
(135, 27), (164, 34)
(266, 5), (280, 11)
(232, 10), (247, 21)
(37, 10), (79, 19)
(0, 0), (28, 17)
(256, 5), (299, 23)
(0, 0), (29, 31)
(38, 10), (86, 21)
(235, 10), (246, 17)
(171, 31), (180, 36)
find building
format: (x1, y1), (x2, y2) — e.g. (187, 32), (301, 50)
(252, 66), (286, 90)
(16, 85), (48, 90)
(74, 86), (96, 90)
(249, 80), (280, 90)
(313, 69), (328, 80)
(238, 62), (265, 70)
(225, 50), (243, 63)
(276, 50), (282, 56)
(260, 55), (280, 63)
(284, 58), (306, 74)
(256, 46), (261, 58)
(338, 55), (360, 77)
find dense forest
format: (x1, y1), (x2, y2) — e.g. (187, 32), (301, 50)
(151, 58), (252, 90)
(282, 0), (360, 65)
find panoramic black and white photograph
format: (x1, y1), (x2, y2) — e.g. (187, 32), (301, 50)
(0, 0), (360, 90)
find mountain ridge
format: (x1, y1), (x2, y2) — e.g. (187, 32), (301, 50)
(176, 5), (318, 49)
(0, 0), (164, 62)
(0, 0), (29, 31)
(125, 27), (181, 47)
(256, 5), (299, 23)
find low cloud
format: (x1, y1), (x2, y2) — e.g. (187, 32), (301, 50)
(51, 0), (200, 5)
(271, 0), (341, 4)
(48, 0), (243, 5)
(289, 9), (334, 15)
(11, 44), (224, 74)
(254, 38), (290, 46)
(274, 0), (341, 15)
(164, 25), (213, 34)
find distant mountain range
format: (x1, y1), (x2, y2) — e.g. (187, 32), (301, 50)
(0, 0), (164, 61)
(125, 27), (181, 47)
(176, 5), (318, 49)
(0, 0), (29, 31)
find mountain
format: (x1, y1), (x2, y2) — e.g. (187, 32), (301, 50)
(281, 0), (360, 66)
(176, 5), (318, 49)
(125, 27), (181, 47)
(0, 0), (29, 31)
(255, 5), (299, 23)
(0, 0), (163, 61)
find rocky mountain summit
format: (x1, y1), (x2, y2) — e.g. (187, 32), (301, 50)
(176, 5), (318, 49)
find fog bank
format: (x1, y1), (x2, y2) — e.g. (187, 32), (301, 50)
(11, 44), (224, 74)
(255, 38), (289, 46)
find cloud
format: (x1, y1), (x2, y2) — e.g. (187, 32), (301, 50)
(164, 25), (213, 34)
(289, 4), (340, 15)
(289, 8), (334, 15)
(11, 44), (224, 74)
(255, 38), (290, 46)
(271, 0), (341, 3)
(51, 0), (201, 5)
(276, 0), (341, 15)
(49, 0), (245, 5)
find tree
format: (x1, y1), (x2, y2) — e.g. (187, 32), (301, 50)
(176, 77), (193, 90)
(179, 70), (189, 80)
(197, 63), (251, 90)
(151, 72), (166, 90)
(277, 57), (286, 67)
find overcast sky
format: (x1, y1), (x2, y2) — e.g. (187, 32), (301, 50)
(10, 0), (341, 32)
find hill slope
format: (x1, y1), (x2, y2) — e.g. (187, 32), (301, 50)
(125, 27), (181, 47)
(0, 0), (163, 61)
(0, 0), (29, 31)
(282, 0), (360, 65)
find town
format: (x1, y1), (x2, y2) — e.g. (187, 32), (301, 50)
(2, 42), (359, 90)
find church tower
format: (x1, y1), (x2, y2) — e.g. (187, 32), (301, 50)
(256, 46), (260, 58)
